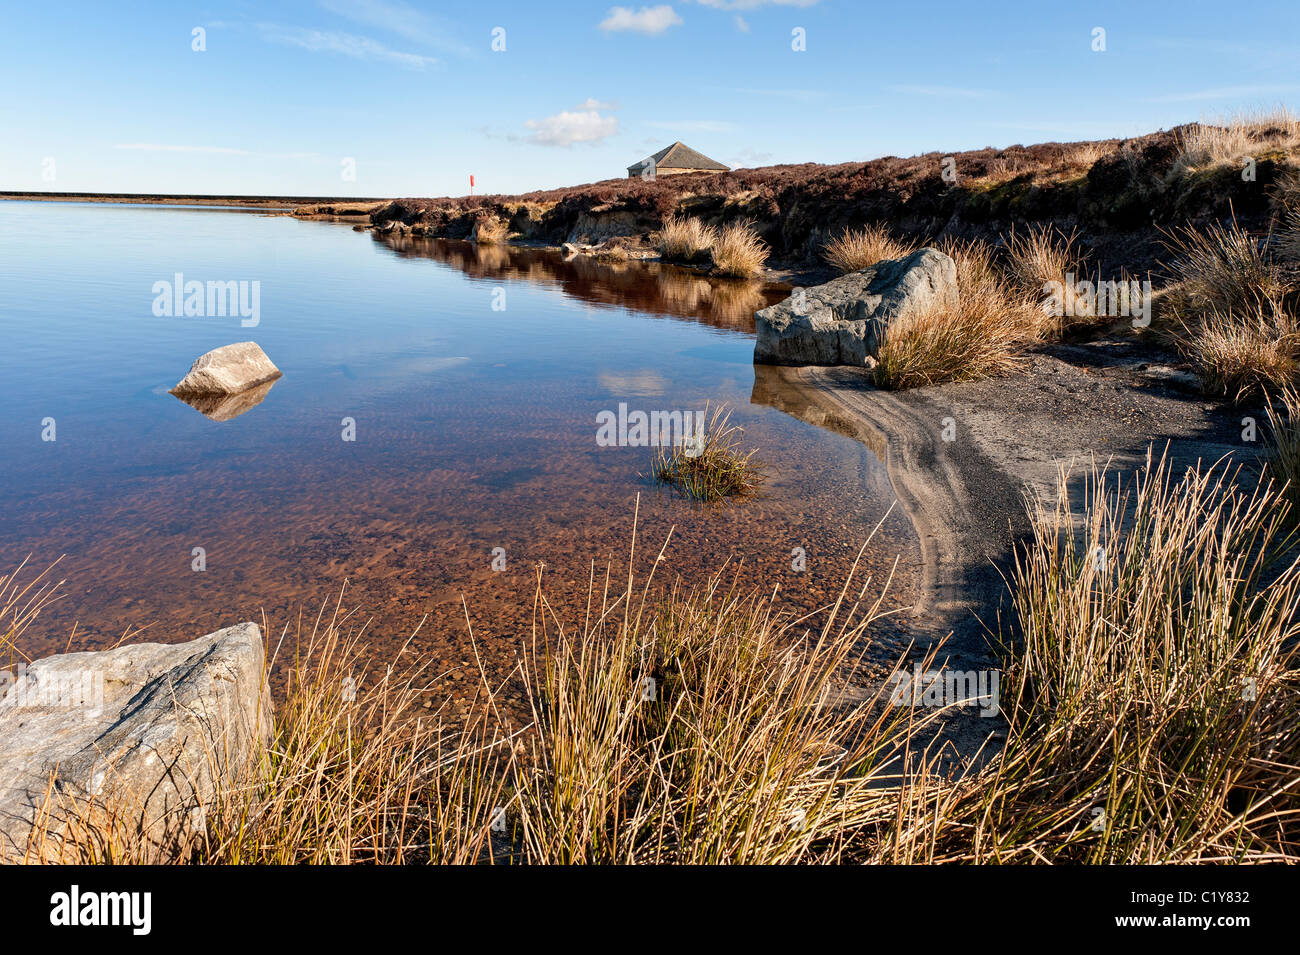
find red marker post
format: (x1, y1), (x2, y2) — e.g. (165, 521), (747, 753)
(470, 174), (474, 196)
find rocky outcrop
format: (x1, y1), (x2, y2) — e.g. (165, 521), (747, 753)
(754, 248), (958, 366)
(0, 623), (272, 862)
(169, 342), (281, 397)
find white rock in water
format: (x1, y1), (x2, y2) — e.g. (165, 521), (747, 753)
(754, 248), (959, 366)
(0, 623), (272, 863)
(170, 341), (282, 396)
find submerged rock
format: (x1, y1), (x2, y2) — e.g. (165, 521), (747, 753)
(0, 623), (272, 863)
(170, 341), (282, 397)
(754, 248), (958, 366)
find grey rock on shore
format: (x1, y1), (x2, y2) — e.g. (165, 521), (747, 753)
(754, 248), (958, 366)
(170, 341), (282, 397)
(0, 623), (272, 862)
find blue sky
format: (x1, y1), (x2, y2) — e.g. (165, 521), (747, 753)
(2, 0), (1299, 197)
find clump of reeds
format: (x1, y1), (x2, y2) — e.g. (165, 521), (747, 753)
(11, 448), (1300, 864)
(823, 224), (914, 274)
(1176, 301), (1300, 402)
(873, 238), (1035, 389)
(1163, 218), (1292, 316)
(657, 216), (716, 262)
(1264, 384), (1300, 525)
(472, 217), (509, 245)
(1004, 223), (1080, 324)
(710, 220), (769, 278)
(650, 403), (762, 502)
(959, 453), (1300, 862)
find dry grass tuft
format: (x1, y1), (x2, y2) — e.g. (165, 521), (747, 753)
(1176, 301), (1300, 402)
(1163, 218), (1292, 315)
(472, 217), (510, 245)
(657, 216), (716, 262)
(1265, 385), (1300, 525)
(1005, 224), (1079, 310)
(710, 220), (769, 278)
(959, 453), (1300, 862)
(873, 238), (1035, 389)
(823, 224), (915, 274)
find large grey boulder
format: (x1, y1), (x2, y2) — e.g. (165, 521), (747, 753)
(0, 623), (272, 862)
(169, 341), (281, 397)
(754, 248), (958, 366)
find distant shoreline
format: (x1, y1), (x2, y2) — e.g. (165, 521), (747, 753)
(0, 191), (390, 209)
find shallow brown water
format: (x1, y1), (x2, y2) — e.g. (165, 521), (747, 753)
(0, 204), (920, 701)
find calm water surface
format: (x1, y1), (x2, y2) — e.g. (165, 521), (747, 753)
(0, 201), (918, 692)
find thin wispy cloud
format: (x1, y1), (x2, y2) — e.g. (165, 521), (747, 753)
(646, 119), (739, 132)
(890, 84), (993, 99)
(726, 87), (826, 102)
(727, 146), (774, 167)
(733, 15), (750, 32)
(113, 144), (323, 160)
(114, 143), (251, 155)
(1147, 84), (1300, 103)
(258, 24), (440, 69)
(317, 0), (471, 56)
(599, 5), (684, 35)
(576, 97), (620, 111)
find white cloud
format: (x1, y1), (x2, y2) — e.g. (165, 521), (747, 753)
(599, 5), (683, 35)
(525, 110), (620, 146)
(575, 97), (620, 111)
(258, 24), (439, 69)
(733, 15), (750, 31)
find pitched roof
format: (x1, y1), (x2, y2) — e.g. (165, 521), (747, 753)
(629, 142), (730, 172)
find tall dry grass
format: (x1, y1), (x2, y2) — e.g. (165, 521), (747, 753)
(1164, 218), (1300, 399)
(873, 238), (1036, 389)
(657, 216), (716, 262)
(956, 454), (1300, 862)
(1004, 224), (1080, 321)
(10, 452), (1300, 864)
(1164, 218), (1292, 315)
(710, 220), (769, 278)
(1176, 302), (1300, 402)
(823, 224), (914, 274)
(1265, 385), (1300, 525)
(1173, 107), (1300, 176)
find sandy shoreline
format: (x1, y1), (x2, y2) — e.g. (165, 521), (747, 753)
(769, 334), (1255, 644)
(758, 334), (1256, 754)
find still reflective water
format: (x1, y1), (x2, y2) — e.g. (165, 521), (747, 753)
(0, 202), (918, 692)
